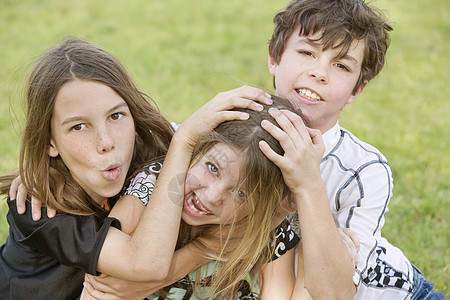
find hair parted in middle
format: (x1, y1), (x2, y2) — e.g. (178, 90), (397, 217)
(14, 38), (173, 216)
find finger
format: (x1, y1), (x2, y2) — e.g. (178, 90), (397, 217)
(9, 176), (22, 200)
(206, 111), (250, 130)
(47, 206), (57, 218)
(260, 118), (296, 155)
(31, 197), (43, 221)
(306, 127), (324, 147)
(220, 95), (265, 112)
(15, 183), (28, 214)
(259, 140), (285, 168)
(83, 281), (116, 300)
(234, 85), (273, 105)
(338, 228), (358, 267)
(341, 228), (360, 252)
(279, 110), (310, 139)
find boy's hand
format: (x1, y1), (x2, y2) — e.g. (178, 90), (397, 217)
(338, 228), (360, 271)
(177, 85), (272, 151)
(83, 274), (168, 299)
(9, 175), (56, 220)
(259, 108), (324, 195)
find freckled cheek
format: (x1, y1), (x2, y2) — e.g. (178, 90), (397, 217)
(185, 164), (209, 188)
(60, 138), (96, 166)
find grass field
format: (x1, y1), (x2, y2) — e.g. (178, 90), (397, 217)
(0, 0), (448, 296)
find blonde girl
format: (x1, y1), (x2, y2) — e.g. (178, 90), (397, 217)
(84, 95), (302, 300)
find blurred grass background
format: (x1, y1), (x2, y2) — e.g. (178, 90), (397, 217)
(0, 0), (448, 295)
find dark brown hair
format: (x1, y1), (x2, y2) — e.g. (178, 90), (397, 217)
(269, 0), (392, 93)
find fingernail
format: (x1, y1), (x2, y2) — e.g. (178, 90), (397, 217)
(32, 213), (39, 221)
(17, 206), (24, 214)
(261, 120), (270, 127)
(255, 103), (264, 111)
(268, 107), (278, 115)
(241, 112), (249, 119)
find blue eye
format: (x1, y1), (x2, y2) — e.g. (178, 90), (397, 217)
(237, 190), (245, 198)
(207, 163), (218, 174)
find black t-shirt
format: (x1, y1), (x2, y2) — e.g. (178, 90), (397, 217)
(0, 198), (120, 300)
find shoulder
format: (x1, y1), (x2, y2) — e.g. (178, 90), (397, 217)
(125, 162), (161, 205)
(271, 215), (300, 260)
(325, 126), (390, 169)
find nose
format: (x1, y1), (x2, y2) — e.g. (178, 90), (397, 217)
(96, 125), (115, 153)
(308, 61), (329, 84)
(203, 184), (225, 206)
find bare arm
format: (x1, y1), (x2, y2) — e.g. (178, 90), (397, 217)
(259, 109), (355, 299)
(260, 248), (296, 300)
(83, 243), (209, 299)
(96, 86), (272, 282)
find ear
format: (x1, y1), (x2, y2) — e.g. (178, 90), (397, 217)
(268, 54), (278, 77)
(47, 138), (59, 157)
(347, 80), (368, 104)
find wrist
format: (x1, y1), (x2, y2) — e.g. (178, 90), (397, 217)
(293, 178), (327, 205)
(171, 131), (196, 153)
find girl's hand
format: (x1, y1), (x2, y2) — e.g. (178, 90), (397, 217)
(83, 274), (161, 300)
(177, 85), (272, 150)
(9, 175), (56, 220)
(338, 228), (360, 271)
(259, 108), (324, 195)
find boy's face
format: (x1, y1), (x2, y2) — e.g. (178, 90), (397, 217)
(268, 29), (367, 133)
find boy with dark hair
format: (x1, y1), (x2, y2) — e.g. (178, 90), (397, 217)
(265, 0), (445, 299)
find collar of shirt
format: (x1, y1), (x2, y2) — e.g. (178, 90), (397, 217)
(322, 122), (341, 158)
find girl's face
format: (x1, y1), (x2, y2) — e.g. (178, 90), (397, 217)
(182, 142), (249, 226)
(48, 79), (136, 205)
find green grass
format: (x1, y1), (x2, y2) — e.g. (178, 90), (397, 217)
(0, 0), (448, 296)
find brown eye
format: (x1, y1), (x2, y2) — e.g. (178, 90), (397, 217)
(111, 112), (123, 120)
(72, 124), (85, 131)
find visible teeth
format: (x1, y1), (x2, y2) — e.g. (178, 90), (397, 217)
(187, 194), (210, 215)
(298, 89), (321, 101)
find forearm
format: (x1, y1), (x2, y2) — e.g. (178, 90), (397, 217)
(98, 133), (193, 281)
(260, 248), (296, 300)
(295, 181), (355, 299)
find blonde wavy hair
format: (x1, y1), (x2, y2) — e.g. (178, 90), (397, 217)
(176, 95), (301, 299)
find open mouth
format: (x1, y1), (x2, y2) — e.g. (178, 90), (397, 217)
(297, 88), (322, 101)
(185, 193), (213, 216)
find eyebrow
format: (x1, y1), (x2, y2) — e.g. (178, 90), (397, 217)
(60, 102), (129, 126)
(297, 38), (359, 65)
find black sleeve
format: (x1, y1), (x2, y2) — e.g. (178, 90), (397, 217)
(7, 198), (121, 275)
(271, 216), (301, 261)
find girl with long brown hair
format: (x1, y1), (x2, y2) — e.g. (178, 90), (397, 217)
(0, 38), (270, 299)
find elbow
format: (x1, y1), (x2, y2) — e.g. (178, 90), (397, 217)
(129, 259), (171, 282)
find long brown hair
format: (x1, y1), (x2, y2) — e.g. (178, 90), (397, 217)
(0, 38), (173, 215)
(181, 95), (301, 299)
